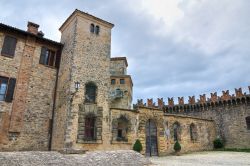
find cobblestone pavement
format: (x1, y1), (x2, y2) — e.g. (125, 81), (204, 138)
(150, 151), (250, 166)
(0, 150), (151, 166)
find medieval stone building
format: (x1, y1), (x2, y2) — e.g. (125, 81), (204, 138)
(0, 9), (249, 156)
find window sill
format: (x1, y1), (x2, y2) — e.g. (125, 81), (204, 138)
(39, 63), (57, 69)
(77, 139), (102, 144)
(1, 53), (14, 59)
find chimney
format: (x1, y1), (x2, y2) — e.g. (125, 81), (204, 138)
(27, 21), (39, 35)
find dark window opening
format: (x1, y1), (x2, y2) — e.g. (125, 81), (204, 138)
(90, 24), (95, 33)
(173, 122), (181, 141)
(246, 116), (250, 130)
(85, 116), (96, 140)
(190, 123), (198, 141)
(39, 47), (56, 67)
(116, 116), (128, 141)
(85, 83), (97, 103)
(0, 76), (16, 102)
(111, 79), (116, 85)
(120, 79), (125, 84)
(95, 26), (100, 35)
(117, 129), (122, 138)
(1, 35), (17, 57)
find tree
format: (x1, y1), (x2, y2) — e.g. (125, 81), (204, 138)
(174, 141), (181, 152)
(133, 139), (143, 153)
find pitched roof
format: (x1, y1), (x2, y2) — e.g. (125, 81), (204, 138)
(0, 23), (62, 47)
(59, 9), (114, 31)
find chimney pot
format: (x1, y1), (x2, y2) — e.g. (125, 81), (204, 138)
(27, 21), (39, 35)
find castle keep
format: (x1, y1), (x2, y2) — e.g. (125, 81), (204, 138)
(0, 9), (249, 156)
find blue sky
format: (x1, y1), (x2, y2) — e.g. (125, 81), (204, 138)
(1, 0), (250, 104)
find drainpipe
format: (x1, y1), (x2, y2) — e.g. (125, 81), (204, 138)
(48, 47), (62, 151)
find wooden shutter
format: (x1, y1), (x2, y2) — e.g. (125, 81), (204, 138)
(5, 78), (16, 102)
(1, 36), (17, 57)
(55, 51), (61, 69)
(39, 47), (47, 64)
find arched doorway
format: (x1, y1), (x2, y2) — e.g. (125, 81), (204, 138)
(145, 119), (158, 156)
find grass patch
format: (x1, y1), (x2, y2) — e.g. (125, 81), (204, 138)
(214, 148), (250, 153)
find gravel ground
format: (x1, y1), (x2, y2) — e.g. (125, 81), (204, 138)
(0, 150), (151, 166)
(150, 151), (250, 166)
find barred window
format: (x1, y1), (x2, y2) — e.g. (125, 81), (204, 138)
(85, 115), (96, 140)
(85, 82), (97, 103)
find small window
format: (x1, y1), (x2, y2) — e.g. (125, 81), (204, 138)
(90, 24), (95, 33)
(116, 116), (129, 141)
(1, 35), (17, 57)
(95, 26), (100, 35)
(120, 79), (125, 84)
(173, 122), (181, 141)
(0, 76), (16, 102)
(0, 77), (8, 101)
(85, 82), (97, 103)
(85, 115), (96, 140)
(246, 116), (250, 130)
(111, 79), (116, 85)
(39, 47), (56, 67)
(190, 123), (198, 141)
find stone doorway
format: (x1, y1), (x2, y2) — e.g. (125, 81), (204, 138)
(145, 119), (158, 156)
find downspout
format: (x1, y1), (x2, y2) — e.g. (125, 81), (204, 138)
(49, 47), (62, 151)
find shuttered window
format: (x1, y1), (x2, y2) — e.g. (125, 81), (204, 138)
(39, 47), (58, 68)
(1, 35), (17, 57)
(0, 76), (16, 102)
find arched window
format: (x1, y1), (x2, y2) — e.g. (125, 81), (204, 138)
(246, 116), (250, 130)
(85, 114), (96, 140)
(173, 122), (181, 141)
(116, 116), (129, 141)
(90, 24), (95, 33)
(95, 25), (100, 35)
(190, 123), (198, 141)
(85, 82), (97, 103)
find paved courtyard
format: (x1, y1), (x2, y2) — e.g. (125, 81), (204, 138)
(0, 151), (249, 166)
(150, 151), (250, 166)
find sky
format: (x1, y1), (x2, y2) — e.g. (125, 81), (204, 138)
(1, 0), (250, 105)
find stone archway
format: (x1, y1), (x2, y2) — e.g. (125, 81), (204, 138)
(145, 119), (158, 156)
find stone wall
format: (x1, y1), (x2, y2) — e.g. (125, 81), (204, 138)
(135, 88), (250, 149)
(137, 107), (216, 156)
(0, 29), (61, 151)
(108, 107), (216, 156)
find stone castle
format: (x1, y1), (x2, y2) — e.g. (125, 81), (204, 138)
(0, 9), (249, 156)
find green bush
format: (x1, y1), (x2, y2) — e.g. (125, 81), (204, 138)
(174, 141), (181, 152)
(213, 138), (224, 149)
(133, 139), (143, 152)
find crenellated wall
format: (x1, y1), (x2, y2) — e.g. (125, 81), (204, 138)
(135, 86), (250, 148)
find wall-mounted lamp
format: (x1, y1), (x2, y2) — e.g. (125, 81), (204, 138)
(75, 81), (80, 91)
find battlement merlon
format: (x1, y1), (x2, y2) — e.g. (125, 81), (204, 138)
(134, 86), (250, 110)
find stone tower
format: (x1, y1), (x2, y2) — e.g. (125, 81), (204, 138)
(52, 9), (114, 151)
